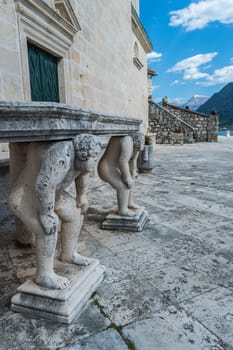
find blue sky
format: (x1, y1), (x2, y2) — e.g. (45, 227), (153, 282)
(140, 0), (233, 105)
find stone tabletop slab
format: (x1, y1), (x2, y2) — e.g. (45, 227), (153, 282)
(0, 101), (141, 142)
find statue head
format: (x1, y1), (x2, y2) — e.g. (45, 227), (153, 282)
(73, 134), (102, 172)
(131, 132), (145, 152)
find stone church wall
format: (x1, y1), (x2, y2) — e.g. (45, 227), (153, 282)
(0, 0), (149, 131)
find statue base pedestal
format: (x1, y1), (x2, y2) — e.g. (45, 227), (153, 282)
(11, 260), (105, 324)
(102, 207), (148, 232)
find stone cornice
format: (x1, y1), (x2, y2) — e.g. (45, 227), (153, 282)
(54, 0), (81, 31)
(15, 0), (81, 42)
(0, 102), (141, 142)
(131, 4), (153, 53)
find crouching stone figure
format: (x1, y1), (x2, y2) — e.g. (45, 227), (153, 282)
(98, 132), (144, 216)
(9, 134), (102, 290)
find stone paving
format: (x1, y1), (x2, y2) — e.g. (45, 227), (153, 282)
(1, 137), (233, 349)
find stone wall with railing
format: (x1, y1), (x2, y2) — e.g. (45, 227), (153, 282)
(148, 100), (218, 144)
(148, 101), (195, 144)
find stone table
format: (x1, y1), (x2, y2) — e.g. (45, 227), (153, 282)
(0, 101), (142, 323)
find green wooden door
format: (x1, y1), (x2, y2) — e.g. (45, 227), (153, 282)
(28, 43), (60, 102)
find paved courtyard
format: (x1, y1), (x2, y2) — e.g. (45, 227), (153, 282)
(0, 136), (233, 349)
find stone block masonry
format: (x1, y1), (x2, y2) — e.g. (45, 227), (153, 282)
(148, 100), (218, 144)
(0, 0), (151, 131)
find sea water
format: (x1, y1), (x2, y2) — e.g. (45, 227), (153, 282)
(218, 130), (233, 136)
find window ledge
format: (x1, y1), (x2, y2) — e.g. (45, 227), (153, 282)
(133, 57), (144, 70)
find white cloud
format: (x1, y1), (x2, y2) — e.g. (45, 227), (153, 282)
(197, 65), (233, 86)
(147, 51), (162, 62)
(170, 97), (186, 106)
(154, 97), (162, 103)
(168, 52), (218, 80)
(169, 0), (233, 31)
(170, 80), (186, 86)
(170, 80), (180, 86)
(152, 85), (160, 91)
(153, 96), (184, 105)
(168, 53), (233, 87)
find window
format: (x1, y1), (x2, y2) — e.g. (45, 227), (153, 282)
(133, 42), (143, 70)
(28, 43), (60, 102)
(15, 0), (81, 102)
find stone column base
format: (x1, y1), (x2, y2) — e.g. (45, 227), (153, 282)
(11, 260), (105, 324)
(102, 208), (148, 232)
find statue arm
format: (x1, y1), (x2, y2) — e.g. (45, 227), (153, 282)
(75, 172), (89, 214)
(129, 152), (139, 179)
(36, 143), (70, 235)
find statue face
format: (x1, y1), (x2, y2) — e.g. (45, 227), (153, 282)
(74, 134), (102, 173)
(75, 155), (99, 173)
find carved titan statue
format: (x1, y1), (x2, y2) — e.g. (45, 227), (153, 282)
(98, 132), (144, 216)
(9, 134), (102, 290)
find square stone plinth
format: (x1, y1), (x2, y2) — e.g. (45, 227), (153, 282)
(101, 208), (148, 232)
(11, 260), (105, 324)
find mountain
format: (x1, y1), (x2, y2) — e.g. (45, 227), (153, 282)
(183, 95), (209, 110)
(197, 83), (233, 128)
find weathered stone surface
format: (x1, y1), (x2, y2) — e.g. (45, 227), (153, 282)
(95, 278), (167, 325)
(77, 233), (136, 285)
(0, 102), (141, 143)
(102, 208), (148, 232)
(0, 302), (111, 350)
(1, 137), (233, 348)
(115, 235), (213, 279)
(12, 260), (105, 323)
(182, 287), (233, 347)
(144, 261), (219, 304)
(62, 329), (129, 350)
(149, 101), (218, 144)
(122, 307), (225, 349)
(150, 206), (230, 235)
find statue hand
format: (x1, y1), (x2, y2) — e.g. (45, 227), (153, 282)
(123, 176), (133, 189)
(39, 213), (59, 235)
(77, 195), (89, 214)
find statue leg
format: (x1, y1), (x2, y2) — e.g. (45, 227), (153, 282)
(9, 142), (33, 245)
(56, 192), (95, 265)
(128, 185), (141, 210)
(98, 137), (136, 217)
(9, 185), (70, 290)
(101, 167), (136, 217)
(116, 186), (136, 216)
(35, 230), (70, 289)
